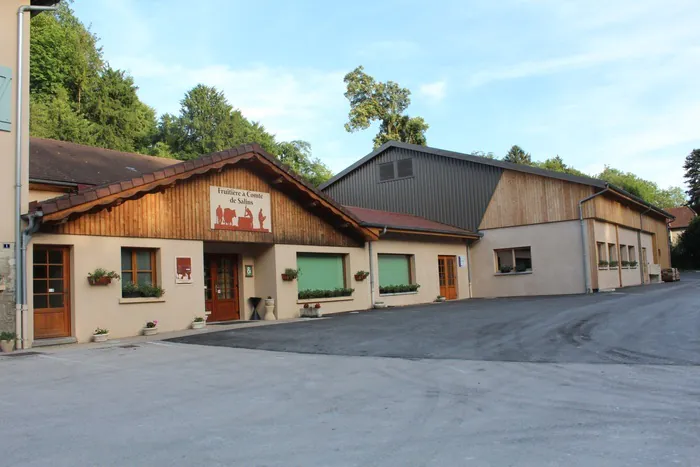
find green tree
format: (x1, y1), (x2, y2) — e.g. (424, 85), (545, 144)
(82, 67), (157, 153)
(472, 150), (498, 160)
(672, 217), (700, 269)
(343, 65), (429, 148)
(683, 148), (700, 211)
(533, 155), (586, 176)
(30, 1), (103, 108)
(30, 88), (95, 144)
(158, 84), (333, 186)
(504, 145), (532, 165)
(597, 166), (685, 209)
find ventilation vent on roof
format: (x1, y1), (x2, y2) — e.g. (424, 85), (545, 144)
(397, 158), (413, 178)
(379, 162), (395, 182)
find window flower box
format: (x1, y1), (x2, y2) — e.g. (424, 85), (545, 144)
(354, 271), (369, 281)
(87, 268), (120, 286)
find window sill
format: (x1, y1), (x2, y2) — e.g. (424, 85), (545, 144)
(119, 297), (166, 305)
(297, 296), (353, 305)
(598, 267), (608, 270)
(380, 291), (418, 296)
(494, 271), (533, 276)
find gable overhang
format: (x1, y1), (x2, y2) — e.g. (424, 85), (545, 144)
(29, 144), (378, 242)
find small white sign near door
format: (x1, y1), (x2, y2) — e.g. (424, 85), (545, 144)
(210, 186), (272, 233)
(458, 255), (466, 268)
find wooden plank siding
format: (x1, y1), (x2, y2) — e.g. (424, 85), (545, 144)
(479, 170), (596, 229)
(585, 195), (671, 268)
(47, 166), (362, 247)
(478, 169), (671, 268)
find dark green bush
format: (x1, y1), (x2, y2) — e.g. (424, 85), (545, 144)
(379, 284), (420, 294)
(298, 288), (354, 300)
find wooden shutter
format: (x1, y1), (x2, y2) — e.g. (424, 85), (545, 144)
(0, 65), (11, 132)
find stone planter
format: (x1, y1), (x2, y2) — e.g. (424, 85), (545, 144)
(192, 321), (206, 329)
(143, 327), (158, 336)
(92, 333), (109, 343)
(264, 298), (275, 307)
(0, 339), (15, 353)
(264, 304), (276, 321)
(436, 296), (446, 302)
(300, 307), (322, 318)
(373, 301), (387, 309)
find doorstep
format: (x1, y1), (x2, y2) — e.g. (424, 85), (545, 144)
(32, 336), (78, 347)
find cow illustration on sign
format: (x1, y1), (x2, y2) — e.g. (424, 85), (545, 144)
(210, 186), (271, 233)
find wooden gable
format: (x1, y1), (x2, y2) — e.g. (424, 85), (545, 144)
(44, 162), (366, 248)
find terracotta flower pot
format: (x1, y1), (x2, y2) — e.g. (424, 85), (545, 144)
(88, 276), (112, 286)
(354, 274), (368, 281)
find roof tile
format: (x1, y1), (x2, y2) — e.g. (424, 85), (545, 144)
(344, 206), (477, 237)
(668, 206), (697, 229)
(96, 187), (111, 198)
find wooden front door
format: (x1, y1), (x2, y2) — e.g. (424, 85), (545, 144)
(33, 245), (71, 339)
(438, 255), (458, 300)
(204, 254), (240, 322)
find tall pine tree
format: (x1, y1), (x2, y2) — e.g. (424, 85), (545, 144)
(683, 149), (700, 211)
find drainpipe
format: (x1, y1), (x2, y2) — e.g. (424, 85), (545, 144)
(579, 187), (611, 293)
(368, 226), (387, 307)
(638, 207), (652, 284)
(14, 4), (58, 347)
(466, 240), (473, 298)
(20, 211), (42, 349)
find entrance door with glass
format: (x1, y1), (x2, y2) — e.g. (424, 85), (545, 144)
(438, 255), (458, 300)
(204, 254), (240, 321)
(33, 245), (71, 339)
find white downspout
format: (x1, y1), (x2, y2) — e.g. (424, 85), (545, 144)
(466, 240), (473, 298)
(15, 4), (59, 348)
(579, 187), (611, 293)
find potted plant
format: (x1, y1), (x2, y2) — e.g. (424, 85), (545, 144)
(88, 269), (120, 286)
(143, 320), (159, 336)
(436, 295), (446, 302)
(629, 261), (638, 268)
(0, 331), (16, 353)
(311, 303), (323, 318)
(621, 260), (630, 268)
(499, 265), (513, 274)
(354, 270), (369, 281)
(92, 327), (109, 342)
(192, 316), (206, 329)
(281, 268), (299, 281)
(598, 260), (609, 269)
(300, 303), (313, 318)
(122, 281), (140, 298)
(374, 301), (387, 309)
(609, 260), (619, 268)
(515, 263), (528, 273)
(264, 296), (275, 307)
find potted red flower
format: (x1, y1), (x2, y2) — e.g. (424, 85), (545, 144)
(281, 268), (299, 281)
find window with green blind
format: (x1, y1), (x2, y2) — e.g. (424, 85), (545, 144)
(297, 254), (346, 291)
(378, 254), (412, 287)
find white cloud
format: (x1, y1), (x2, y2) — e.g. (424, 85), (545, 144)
(419, 81), (447, 102)
(113, 55), (348, 144)
(357, 40), (421, 60)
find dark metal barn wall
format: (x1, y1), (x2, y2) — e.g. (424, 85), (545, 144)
(323, 147), (502, 231)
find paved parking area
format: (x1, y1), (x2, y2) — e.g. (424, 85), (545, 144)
(2, 274), (699, 466)
(171, 273), (700, 365)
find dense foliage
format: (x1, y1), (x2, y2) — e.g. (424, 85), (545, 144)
(344, 66), (429, 148)
(683, 149), (700, 212)
(28, 3), (332, 186)
(672, 217), (700, 269)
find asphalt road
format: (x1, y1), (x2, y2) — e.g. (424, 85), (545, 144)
(3, 274), (699, 466)
(170, 273), (700, 365)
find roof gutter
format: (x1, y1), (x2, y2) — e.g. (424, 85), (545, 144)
(15, 3), (59, 348)
(360, 222), (483, 239)
(579, 187), (611, 293)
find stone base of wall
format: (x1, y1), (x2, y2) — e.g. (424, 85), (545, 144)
(0, 246), (16, 333)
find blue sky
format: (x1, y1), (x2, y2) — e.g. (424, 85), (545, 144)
(72, 0), (699, 190)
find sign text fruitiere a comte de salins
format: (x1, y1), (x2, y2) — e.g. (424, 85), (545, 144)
(210, 186), (272, 233)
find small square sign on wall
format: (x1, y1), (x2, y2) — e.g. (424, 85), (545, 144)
(458, 255), (466, 268)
